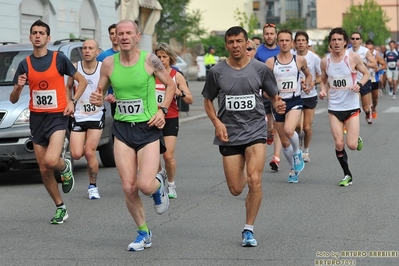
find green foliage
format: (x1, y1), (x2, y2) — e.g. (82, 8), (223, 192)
(277, 18), (306, 31)
(233, 8), (259, 36)
(342, 0), (390, 45)
(315, 36), (330, 57)
(156, 0), (206, 44)
(189, 35), (229, 57)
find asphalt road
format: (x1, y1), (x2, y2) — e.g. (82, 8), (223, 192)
(1, 81), (398, 266)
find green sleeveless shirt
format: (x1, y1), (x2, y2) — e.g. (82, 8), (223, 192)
(110, 51), (157, 123)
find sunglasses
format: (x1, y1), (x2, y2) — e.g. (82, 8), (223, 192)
(263, 23), (276, 29)
(246, 47), (255, 51)
(351, 37), (361, 40)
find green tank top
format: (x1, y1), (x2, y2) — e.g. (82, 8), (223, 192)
(110, 51), (157, 123)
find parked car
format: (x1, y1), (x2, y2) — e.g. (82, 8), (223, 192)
(175, 55), (188, 78)
(0, 39), (115, 174)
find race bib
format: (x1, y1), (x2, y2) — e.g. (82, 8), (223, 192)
(32, 90), (57, 109)
(277, 77), (297, 93)
(116, 99), (144, 115)
(388, 62), (396, 69)
(155, 90), (165, 106)
(369, 70), (376, 82)
(329, 76), (351, 90)
(225, 94), (255, 111)
(80, 99), (100, 115)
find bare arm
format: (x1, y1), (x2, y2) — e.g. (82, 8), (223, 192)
(175, 71), (193, 104)
(64, 71), (87, 116)
(10, 73), (27, 103)
(365, 50), (377, 69)
(299, 56), (313, 93)
(375, 53), (386, 71)
(90, 56), (112, 107)
(353, 53), (371, 87)
(319, 57), (328, 100)
(204, 98), (228, 142)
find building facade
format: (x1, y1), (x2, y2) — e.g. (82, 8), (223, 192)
(0, 0), (161, 52)
(317, 0), (399, 39)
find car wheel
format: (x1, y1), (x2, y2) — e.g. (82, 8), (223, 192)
(99, 138), (115, 167)
(54, 130), (74, 183)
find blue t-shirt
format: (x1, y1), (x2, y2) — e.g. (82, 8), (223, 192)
(96, 48), (119, 94)
(385, 50), (399, 71)
(254, 45), (280, 63)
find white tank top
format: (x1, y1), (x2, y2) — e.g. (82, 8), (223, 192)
(299, 51), (321, 98)
(349, 46), (370, 82)
(74, 61), (104, 122)
(326, 50), (360, 111)
(273, 55), (301, 99)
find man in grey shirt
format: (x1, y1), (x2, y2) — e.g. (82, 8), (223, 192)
(202, 26), (285, 248)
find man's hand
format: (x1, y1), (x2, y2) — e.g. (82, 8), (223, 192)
(215, 120), (229, 142)
(274, 96), (286, 115)
(17, 73), (27, 88)
(63, 101), (75, 117)
(104, 93), (116, 103)
(90, 86), (104, 107)
(148, 109), (166, 129)
(319, 91), (327, 100)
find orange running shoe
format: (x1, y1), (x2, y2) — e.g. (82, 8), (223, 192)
(269, 156), (280, 171)
(372, 110), (377, 119)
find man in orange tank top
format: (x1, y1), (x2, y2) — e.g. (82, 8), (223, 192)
(9, 20), (88, 224)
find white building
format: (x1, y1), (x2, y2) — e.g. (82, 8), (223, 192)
(0, 0), (161, 52)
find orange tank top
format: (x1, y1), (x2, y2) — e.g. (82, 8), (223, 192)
(27, 52), (67, 113)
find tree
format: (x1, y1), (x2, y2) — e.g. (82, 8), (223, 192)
(342, 0), (390, 45)
(233, 8), (259, 37)
(156, 0), (206, 45)
(277, 18), (306, 31)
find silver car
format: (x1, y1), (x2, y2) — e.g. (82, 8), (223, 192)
(175, 55), (188, 78)
(0, 40), (115, 174)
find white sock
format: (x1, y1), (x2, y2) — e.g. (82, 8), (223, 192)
(168, 181), (175, 187)
(244, 224), (254, 232)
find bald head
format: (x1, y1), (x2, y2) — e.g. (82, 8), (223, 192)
(82, 39), (100, 62)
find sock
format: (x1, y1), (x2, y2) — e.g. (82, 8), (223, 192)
(244, 224), (254, 233)
(304, 148), (309, 153)
(56, 203), (66, 209)
(335, 149), (352, 177)
(168, 181), (175, 187)
(289, 131), (300, 154)
(283, 145), (295, 169)
(89, 183), (96, 188)
(138, 224), (149, 233)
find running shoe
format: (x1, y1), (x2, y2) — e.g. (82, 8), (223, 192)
(266, 131), (274, 145)
(242, 230), (257, 247)
(127, 230), (152, 251)
(365, 113), (372, 124)
(303, 152), (310, 163)
(152, 173), (169, 214)
(61, 159), (74, 194)
(357, 136), (363, 151)
(372, 110), (377, 119)
(51, 208), (68, 224)
(293, 150), (305, 173)
(339, 175), (352, 186)
(269, 156), (280, 171)
(88, 185), (100, 199)
(389, 88), (393, 96)
(168, 183), (177, 199)
(159, 167), (167, 179)
(392, 94), (396, 100)
(287, 169), (298, 183)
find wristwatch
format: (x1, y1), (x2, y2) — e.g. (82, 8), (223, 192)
(71, 99), (77, 106)
(356, 82), (363, 88)
(181, 91), (186, 98)
(160, 107), (168, 115)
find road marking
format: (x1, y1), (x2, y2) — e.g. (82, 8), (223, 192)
(315, 108), (327, 115)
(382, 107), (399, 113)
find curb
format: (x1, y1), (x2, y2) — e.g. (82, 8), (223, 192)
(179, 113), (208, 124)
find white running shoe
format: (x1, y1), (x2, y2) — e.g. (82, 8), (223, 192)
(168, 183), (177, 198)
(152, 173), (169, 214)
(88, 185), (100, 199)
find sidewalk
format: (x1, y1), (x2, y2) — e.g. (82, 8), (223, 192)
(179, 80), (208, 124)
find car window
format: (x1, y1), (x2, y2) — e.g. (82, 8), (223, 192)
(0, 51), (31, 84)
(69, 47), (82, 64)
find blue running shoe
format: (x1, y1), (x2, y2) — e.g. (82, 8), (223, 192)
(293, 150), (305, 173)
(242, 230), (257, 247)
(287, 169), (298, 183)
(152, 173), (169, 214)
(127, 230), (152, 251)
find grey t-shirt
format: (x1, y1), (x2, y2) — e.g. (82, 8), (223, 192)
(202, 58), (278, 146)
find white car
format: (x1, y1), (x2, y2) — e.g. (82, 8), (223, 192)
(174, 55), (188, 78)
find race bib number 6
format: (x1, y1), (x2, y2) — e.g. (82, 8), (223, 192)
(155, 90), (165, 106)
(32, 90), (57, 109)
(225, 94), (255, 111)
(117, 99), (144, 115)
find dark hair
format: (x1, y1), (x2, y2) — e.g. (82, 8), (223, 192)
(30, 20), (50, 36)
(277, 29), (292, 40)
(328, 27), (349, 48)
(351, 31), (363, 39)
(294, 31), (309, 42)
(252, 36), (262, 42)
(389, 40), (396, 45)
(108, 23), (117, 34)
(225, 26), (248, 42)
(365, 39), (374, 45)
